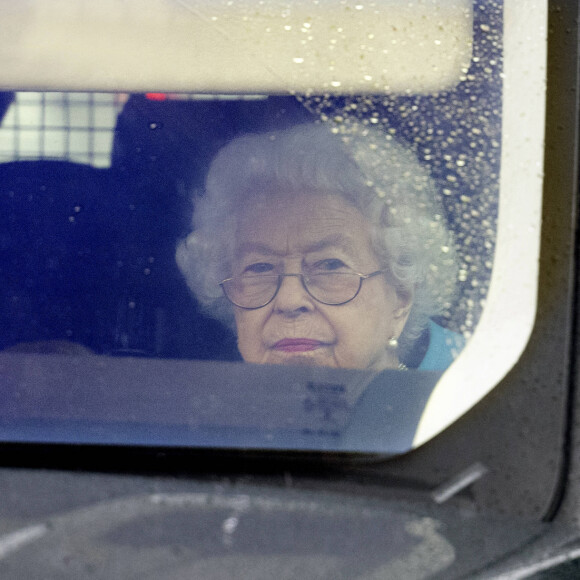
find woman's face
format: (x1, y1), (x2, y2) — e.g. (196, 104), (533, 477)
(232, 192), (412, 371)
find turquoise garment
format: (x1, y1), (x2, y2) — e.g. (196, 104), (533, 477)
(418, 320), (465, 371)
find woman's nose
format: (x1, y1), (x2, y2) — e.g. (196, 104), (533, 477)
(273, 274), (314, 316)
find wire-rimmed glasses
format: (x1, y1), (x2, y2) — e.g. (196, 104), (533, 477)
(219, 270), (386, 310)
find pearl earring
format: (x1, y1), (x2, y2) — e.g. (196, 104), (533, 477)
(388, 337), (398, 349)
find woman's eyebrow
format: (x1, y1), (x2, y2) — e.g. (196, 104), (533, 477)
(235, 234), (356, 259)
(235, 242), (279, 259)
(305, 234), (357, 256)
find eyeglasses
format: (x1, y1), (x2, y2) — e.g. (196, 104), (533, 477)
(219, 270), (386, 310)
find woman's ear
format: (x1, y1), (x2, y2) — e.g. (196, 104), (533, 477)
(393, 289), (413, 331)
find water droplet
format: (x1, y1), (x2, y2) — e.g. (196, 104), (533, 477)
(222, 517), (239, 534)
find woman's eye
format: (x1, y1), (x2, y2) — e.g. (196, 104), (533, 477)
(243, 262), (275, 275)
(312, 258), (348, 272)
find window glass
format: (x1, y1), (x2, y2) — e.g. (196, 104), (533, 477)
(0, 0), (545, 453)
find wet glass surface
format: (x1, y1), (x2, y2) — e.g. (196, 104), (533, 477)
(0, 0), (504, 453)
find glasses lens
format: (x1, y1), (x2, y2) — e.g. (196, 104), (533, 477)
(304, 272), (361, 305)
(222, 274), (279, 308)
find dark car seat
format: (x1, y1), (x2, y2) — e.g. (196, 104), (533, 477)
(0, 160), (128, 353)
(0, 158), (240, 360)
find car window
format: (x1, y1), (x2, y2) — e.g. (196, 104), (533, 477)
(0, 0), (545, 454)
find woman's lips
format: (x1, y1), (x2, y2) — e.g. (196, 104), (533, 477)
(272, 338), (326, 352)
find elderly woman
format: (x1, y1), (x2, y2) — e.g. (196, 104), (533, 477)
(176, 122), (461, 371)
